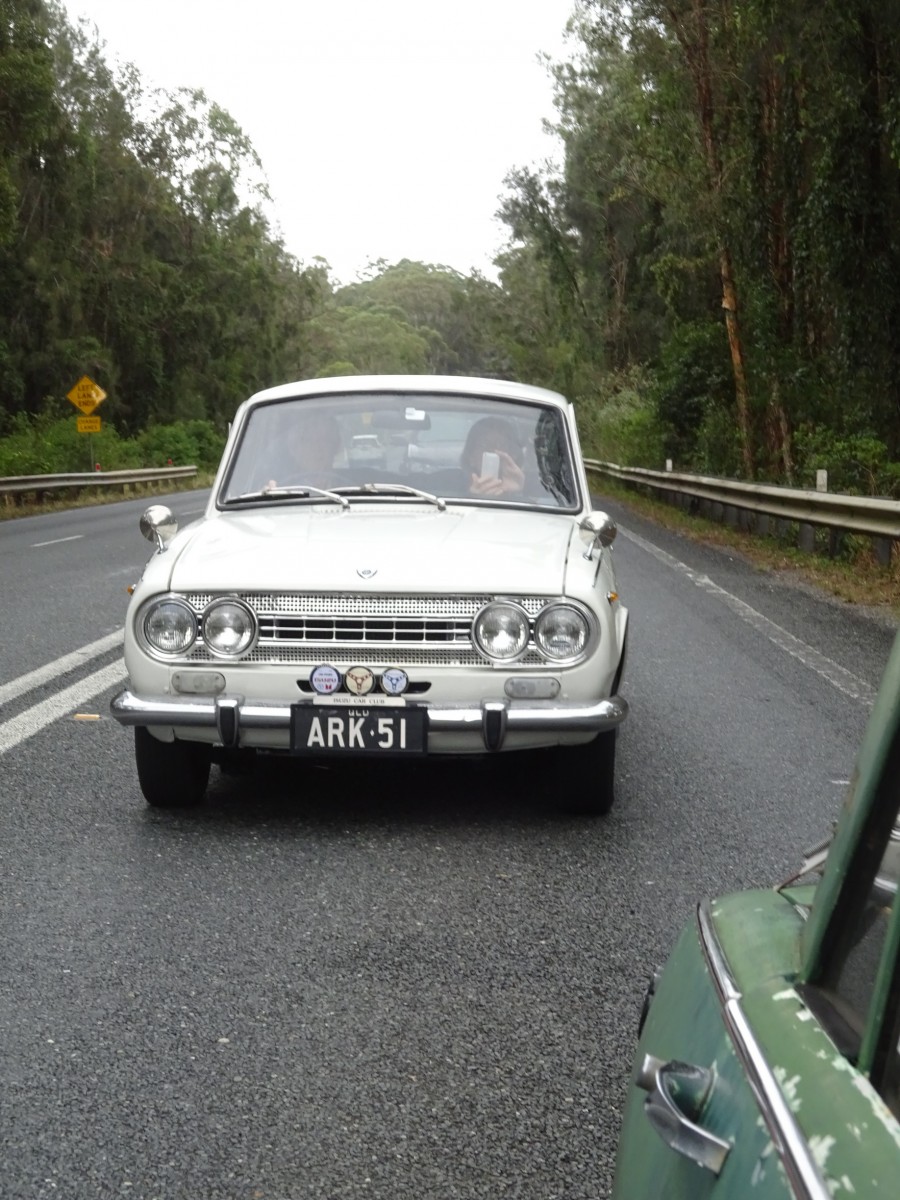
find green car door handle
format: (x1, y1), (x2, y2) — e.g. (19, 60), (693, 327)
(636, 1054), (731, 1176)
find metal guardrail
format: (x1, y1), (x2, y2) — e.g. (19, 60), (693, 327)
(0, 465), (198, 502)
(584, 459), (900, 555)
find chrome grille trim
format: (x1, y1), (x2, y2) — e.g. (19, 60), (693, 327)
(179, 593), (555, 667)
(183, 593), (549, 617)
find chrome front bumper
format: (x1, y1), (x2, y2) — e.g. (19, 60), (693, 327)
(110, 689), (628, 752)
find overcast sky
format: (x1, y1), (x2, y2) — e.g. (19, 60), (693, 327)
(63, 1), (578, 284)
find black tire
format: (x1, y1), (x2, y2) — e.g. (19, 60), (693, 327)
(134, 727), (211, 808)
(548, 730), (617, 816)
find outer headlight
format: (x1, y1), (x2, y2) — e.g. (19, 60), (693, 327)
(534, 604), (593, 664)
(140, 597), (198, 656)
(202, 598), (257, 657)
(473, 602), (530, 662)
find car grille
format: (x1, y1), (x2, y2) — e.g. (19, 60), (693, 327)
(181, 592), (550, 667)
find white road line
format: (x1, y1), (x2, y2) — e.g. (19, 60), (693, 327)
(621, 527), (878, 706)
(32, 534), (84, 547)
(0, 659), (127, 756)
(0, 630), (124, 705)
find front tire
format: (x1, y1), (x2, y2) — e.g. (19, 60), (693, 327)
(134, 727), (211, 808)
(547, 730), (617, 816)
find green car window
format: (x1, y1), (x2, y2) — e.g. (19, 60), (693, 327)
(810, 796), (900, 1113)
(829, 819), (898, 1036)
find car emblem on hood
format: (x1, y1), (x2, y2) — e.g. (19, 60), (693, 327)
(357, 567), (377, 579)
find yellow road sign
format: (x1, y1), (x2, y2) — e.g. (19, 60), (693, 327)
(67, 375), (107, 416)
(77, 415), (102, 433)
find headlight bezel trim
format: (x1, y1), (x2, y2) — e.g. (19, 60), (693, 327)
(472, 600), (533, 664)
(200, 596), (259, 659)
(137, 594), (200, 659)
(533, 601), (597, 665)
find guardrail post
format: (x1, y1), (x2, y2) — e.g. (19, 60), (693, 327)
(798, 523), (816, 553)
(874, 537), (894, 567)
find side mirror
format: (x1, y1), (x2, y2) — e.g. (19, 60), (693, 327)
(579, 510), (617, 560)
(140, 504), (178, 551)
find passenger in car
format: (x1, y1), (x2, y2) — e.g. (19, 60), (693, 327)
(462, 417), (526, 497)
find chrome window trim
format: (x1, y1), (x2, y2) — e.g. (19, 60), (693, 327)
(697, 900), (832, 1200)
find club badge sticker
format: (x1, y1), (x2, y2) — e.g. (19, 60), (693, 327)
(309, 664), (342, 695)
(344, 665), (376, 696)
(380, 667), (409, 696)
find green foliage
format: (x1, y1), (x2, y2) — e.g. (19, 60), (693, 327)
(136, 420), (225, 469)
(792, 427), (900, 498)
(575, 370), (667, 467)
(0, 3), (325, 434)
(650, 321), (734, 469)
(495, 0), (900, 490)
(0, 414), (223, 475)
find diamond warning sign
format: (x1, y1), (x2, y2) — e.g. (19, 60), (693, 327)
(67, 376), (107, 416)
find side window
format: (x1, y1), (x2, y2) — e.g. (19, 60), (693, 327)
(829, 821), (898, 1024)
(813, 801), (900, 1113)
(534, 409), (577, 506)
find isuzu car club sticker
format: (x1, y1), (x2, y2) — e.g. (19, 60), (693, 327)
(309, 664), (342, 695)
(380, 667), (409, 696)
(344, 665), (376, 695)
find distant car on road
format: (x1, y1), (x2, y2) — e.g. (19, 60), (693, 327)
(111, 375), (628, 812)
(612, 630), (900, 1197)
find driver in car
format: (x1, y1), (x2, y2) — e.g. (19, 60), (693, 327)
(266, 412), (343, 489)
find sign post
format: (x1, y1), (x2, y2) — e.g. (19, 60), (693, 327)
(67, 376), (107, 469)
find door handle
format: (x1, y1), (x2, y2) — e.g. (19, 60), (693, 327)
(636, 1054), (731, 1175)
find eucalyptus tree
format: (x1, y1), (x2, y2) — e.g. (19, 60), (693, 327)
(334, 260), (513, 379)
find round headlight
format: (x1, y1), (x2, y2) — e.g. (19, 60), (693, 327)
(473, 602), (530, 661)
(141, 598), (198, 655)
(534, 605), (592, 662)
(202, 599), (257, 657)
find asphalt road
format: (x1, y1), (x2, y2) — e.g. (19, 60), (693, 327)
(1, 491), (896, 1199)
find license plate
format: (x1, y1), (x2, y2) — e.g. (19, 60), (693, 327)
(290, 705), (427, 755)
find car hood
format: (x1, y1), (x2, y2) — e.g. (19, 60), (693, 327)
(163, 505), (576, 595)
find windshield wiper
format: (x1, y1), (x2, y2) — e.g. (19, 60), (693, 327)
(332, 483), (447, 511)
(226, 486), (350, 509)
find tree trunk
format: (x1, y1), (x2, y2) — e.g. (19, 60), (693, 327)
(670, 0), (755, 476)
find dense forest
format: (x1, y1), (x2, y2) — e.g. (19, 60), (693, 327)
(2, 0), (899, 494)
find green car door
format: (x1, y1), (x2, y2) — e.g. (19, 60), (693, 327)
(612, 630), (900, 1199)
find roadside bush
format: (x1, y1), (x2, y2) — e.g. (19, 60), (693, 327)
(0, 416), (226, 475)
(650, 321), (734, 470)
(136, 420), (225, 470)
(576, 369), (667, 467)
(0, 412), (136, 474)
(792, 427), (900, 497)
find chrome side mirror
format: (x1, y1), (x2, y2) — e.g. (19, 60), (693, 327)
(579, 511), (617, 560)
(140, 504), (178, 551)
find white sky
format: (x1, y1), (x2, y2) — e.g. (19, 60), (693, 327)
(63, 1), (577, 285)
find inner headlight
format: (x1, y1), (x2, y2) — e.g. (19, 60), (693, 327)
(141, 597), (198, 655)
(202, 599), (257, 657)
(534, 605), (592, 663)
(473, 602), (530, 661)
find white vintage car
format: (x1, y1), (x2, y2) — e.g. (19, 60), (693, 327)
(111, 376), (629, 812)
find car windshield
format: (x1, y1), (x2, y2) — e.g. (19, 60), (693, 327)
(219, 391), (580, 509)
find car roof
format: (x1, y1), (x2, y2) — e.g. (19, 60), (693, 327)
(242, 375), (569, 410)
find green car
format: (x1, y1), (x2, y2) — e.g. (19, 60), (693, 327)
(612, 632), (900, 1198)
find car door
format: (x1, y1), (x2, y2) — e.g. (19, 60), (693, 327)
(612, 893), (800, 1200)
(612, 628), (900, 1199)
